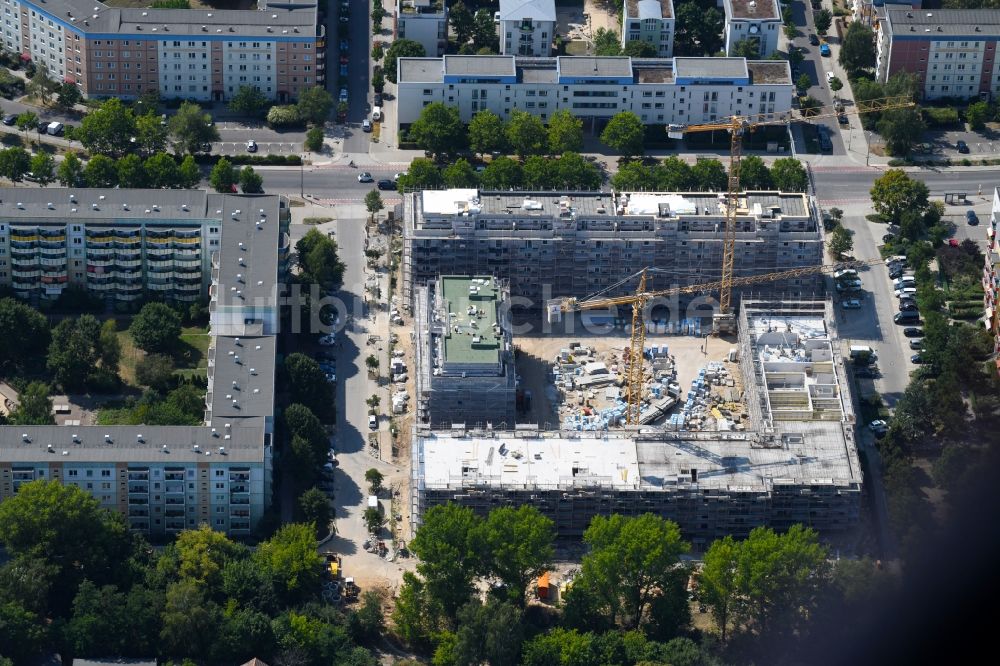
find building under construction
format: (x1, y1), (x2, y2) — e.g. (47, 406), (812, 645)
(411, 299), (863, 548)
(401, 189), (824, 312)
(413, 275), (517, 428)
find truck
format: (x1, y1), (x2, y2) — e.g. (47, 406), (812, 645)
(46, 121), (64, 136)
(849, 345), (876, 365)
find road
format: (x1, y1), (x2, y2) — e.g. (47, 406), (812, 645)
(339, 0), (373, 155)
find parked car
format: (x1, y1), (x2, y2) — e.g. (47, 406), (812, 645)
(910, 354), (924, 364)
(368, 414), (378, 430)
(838, 112), (849, 125)
(817, 126), (832, 151)
(340, 55), (349, 64)
(834, 269), (858, 280)
(957, 140), (970, 153)
(377, 179), (394, 190)
(36, 119), (48, 132)
(882, 233), (896, 243)
(909, 339), (924, 350)
(340, 64), (348, 76)
(340, 39), (349, 51)
(868, 419), (888, 436)
(836, 279), (862, 291)
(393, 172), (403, 182)
(903, 327), (923, 337)
(809, 33), (820, 46)
(841, 299), (862, 309)
(357, 172), (373, 183)
(948, 238), (960, 247)
(826, 71), (835, 82)
(339, 88), (349, 103)
(967, 209), (979, 225)
(373, 92), (383, 106)
(246, 139), (258, 153)
(819, 43), (830, 56)
(894, 311), (919, 324)
(361, 119), (372, 132)
(318, 334), (337, 346)
(899, 301), (918, 312)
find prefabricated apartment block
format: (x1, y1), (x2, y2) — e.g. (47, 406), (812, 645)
(395, 55), (792, 131)
(413, 275), (517, 428)
(412, 299), (863, 548)
(0, 188), (288, 537)
(0, 0), (324, 102)
(401, 189), (824, 312)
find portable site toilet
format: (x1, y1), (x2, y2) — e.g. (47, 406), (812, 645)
(537, 571), (551, 600)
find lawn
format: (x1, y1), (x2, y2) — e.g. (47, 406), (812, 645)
(116, 324), (210, 387)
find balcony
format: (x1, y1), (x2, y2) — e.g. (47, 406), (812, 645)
(165, 472), (185, 481)
(128, 497), (148, 505)
(128, 485), (149, 494)
(165, 521), (186, 531)
(127, 471), (149, 480)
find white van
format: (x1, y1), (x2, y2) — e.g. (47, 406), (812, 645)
(371, 106), (382, 122)
(849, 345), (876, 361)
(46, 121), (64, 136)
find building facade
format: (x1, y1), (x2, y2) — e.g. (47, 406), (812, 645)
(412, 300), (863, 548)
(497, 0), (556, 57)
(397, 0), (448, 57)
(413, 275), (517, 428)
(396, 55), (792, 130)
(402, 189), (824, 311)
(876, 9), (1000, 100)
(622, 0), (675, 57)
(0, 188), (288, 537)
(0, 0), (324, 101)
(982, 188), (1000, 371)
(723, 0), (781, 58)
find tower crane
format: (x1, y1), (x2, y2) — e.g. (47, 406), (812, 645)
(548, 258), (886, 425)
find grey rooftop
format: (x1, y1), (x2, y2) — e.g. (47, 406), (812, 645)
(674, 57), (749, 79)
(443, 55), (518, 77)
(558, 56), (633, 78)
(886, 8), (1000, 35)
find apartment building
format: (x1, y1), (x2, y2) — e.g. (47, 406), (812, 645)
(413, 274), (517, 428)
(0, 0), (324, 101)
(396, 55), (792, 130)
(982, 188), (1000, 371)
(723, 0), (781, 58)
(412, 300), (863, 547)
(0, 189), (288, 537)
(397, 0), (448, 57)
(402, 189), (823, 310)
(497, 0), (556, 56)
(876, 9), (1000, 100)
(621, 0), (675, 57)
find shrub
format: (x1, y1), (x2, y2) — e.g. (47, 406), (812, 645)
(922, 106), (960, 127)
(266, 104), (304, 128)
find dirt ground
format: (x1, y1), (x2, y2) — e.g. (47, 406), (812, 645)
(514, 328), (736, 427)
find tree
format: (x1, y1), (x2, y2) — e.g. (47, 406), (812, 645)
(480, 156), (524, 190)
(732, 38), (761, 58)
(305, 126), (325, 152)
(622, 39), (658, 57)
(656, 156), (693, 191)
(546, 109), (584, 154)
(739, 155), (772, 190)
(298, 488), (333, 539)
(364, 189), (384, 219)
(557, 152), (602, 189)
(522, 155), (556, 189)
(674, 4), (724, 56)
(145, 152), (180, 189)
(372, 69), (385, 93)
(770, 157), (808, 192)
(56, 81), (82, 110)
(796, 73), (812, 93)
(612, 161), (658, 191)
(116, 153), (147, 188)
(178, 154), (201, 188)
(168, 102), (219, 155)
(83, 154), (118, 188)
(966, 100), (991, 131)
(593, 27), (622, 56)
(472, 9), (499, 52)
(453, 600), (525, 666)
(47, 315), (102, 391)
(799, 95), (822, 116)
(66, 580), (131, 657)
(135, 112), (168, 157)
(409, 102), (467, 157)
(77, 98), (137, 158)
(371, 42), (384, 62)
(397, 158), (444, 190)
(384, 39), (426, 83)
(815, 9), (832, 36)
(442, 158), (479, 187)
(135, 353), (176, 391)
(26, 63), (57, 105)
(0, 601), (47, 664)
(15, 111), (37, 136)
(239, 166), (264, 194)
(409, 504), (483, 619)
(210, 157), (237, 193)
(839, 22), (877, 76)
(98, 319), (120, 377)
(828, 224), (854, 259)
(297, 86), (334, 125)
(701, 535), (740, 641)
(479, 506), (554, 606)
(691, 158), (727, 191)
(8, 382), (54, 426)
(57, 151), (84, 186)
(392, 572), (444, 651)
(600, 111), (645, 158)
(284, 354), (336, 421)
(870, 169), (930, 223)
(0, 298), (50, 372)
(228, 85), (269, 118)
(129, 302), (182, 353)
(254, 523), (323, 604)
(505, 111), (547, 158)
(830, 77), (843, 93)
(0, 147), (30, 182)
(25, 151), (53, 187)
(160, 579), (221, 658)
(365, 468), (384, 495)
(468, 109), (508, 156)
(449, 1), (475, 44)
(570, 514), (689, 630)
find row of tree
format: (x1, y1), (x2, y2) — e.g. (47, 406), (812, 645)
(396, 153), (602, 192)
(0, 481), (377, 665)
(611, 155), (809, 193)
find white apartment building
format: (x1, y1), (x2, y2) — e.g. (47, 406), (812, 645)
(621, 0), (675, 57)
(396, 55), (792, 130)
(723, 0), (781, 58)
(398, 0), (448, 57)
(876, 9), (1000, 101)
(498, 0), (556, 57)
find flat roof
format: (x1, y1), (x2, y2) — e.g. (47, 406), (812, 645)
(725, 0), (780, 20)
(444, 55), (517, 77)
(636, 66), (674, 84)
(209, 335), (276, 420)
(399, 58), (445, 83)
(0, 188), (209, 221)
(674, 57), (748, 79)
(627, 0), (674, 19)
(748, 60), (791, 84)
(558, 56), (634, 78)
(886, 8), (1000, 35)
(210, 193), (280, 305)
(439, 276), (502, 366)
